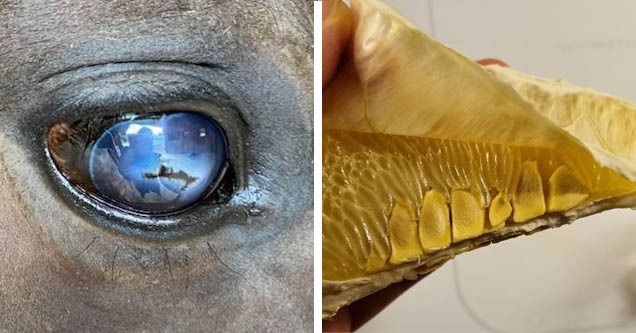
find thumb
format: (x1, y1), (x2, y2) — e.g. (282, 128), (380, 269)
(322, 0), (352, 89)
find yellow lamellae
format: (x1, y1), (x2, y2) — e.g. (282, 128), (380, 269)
(451, 190), (485, 242)
(512, 161), (546, 222)
(388, 201), (423, 264)
(547, 165), (590, 212)
(419, 189), (451, 252)
(487, 192), (512, 231)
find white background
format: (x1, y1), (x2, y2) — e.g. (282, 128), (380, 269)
(357, 1), (636, 332)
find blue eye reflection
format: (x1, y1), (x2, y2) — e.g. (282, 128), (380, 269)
(88, 112), (228, 214)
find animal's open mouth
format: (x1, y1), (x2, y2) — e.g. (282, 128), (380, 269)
(322, 0), (636, 318)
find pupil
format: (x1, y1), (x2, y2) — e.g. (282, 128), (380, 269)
(88, 112), (228, 214)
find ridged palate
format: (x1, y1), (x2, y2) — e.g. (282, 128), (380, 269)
(485, 66), (636, 174)
(322, 130), (636, 281)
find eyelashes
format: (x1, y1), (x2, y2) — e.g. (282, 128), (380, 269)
(48, 111), (230, 216)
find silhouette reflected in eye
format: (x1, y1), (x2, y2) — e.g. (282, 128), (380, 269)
(49, 112), (229, 215)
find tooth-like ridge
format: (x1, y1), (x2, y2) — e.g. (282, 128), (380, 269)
(322, 130), (636, 281)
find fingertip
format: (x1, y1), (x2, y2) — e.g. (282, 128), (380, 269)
(323, 307), (352, 333)
(348, 277), (424, 331)
(323, 0), (339, 20)
(322, 0), (353, 89)
(476, 58), (508, 67)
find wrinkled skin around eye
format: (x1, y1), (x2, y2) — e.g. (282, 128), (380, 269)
(0, 1), (313, 331)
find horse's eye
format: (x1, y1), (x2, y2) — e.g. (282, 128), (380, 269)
(48, 112), (228, 215)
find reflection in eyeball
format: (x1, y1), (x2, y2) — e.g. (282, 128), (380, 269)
(87, 112), (228, 214)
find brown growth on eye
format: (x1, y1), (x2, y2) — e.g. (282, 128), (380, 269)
(48, 123), (71, 147)
(48, 122), (88, 186)
(48, 123), (71, 164)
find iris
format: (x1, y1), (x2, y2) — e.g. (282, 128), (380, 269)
(86, 112), (228, 214)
